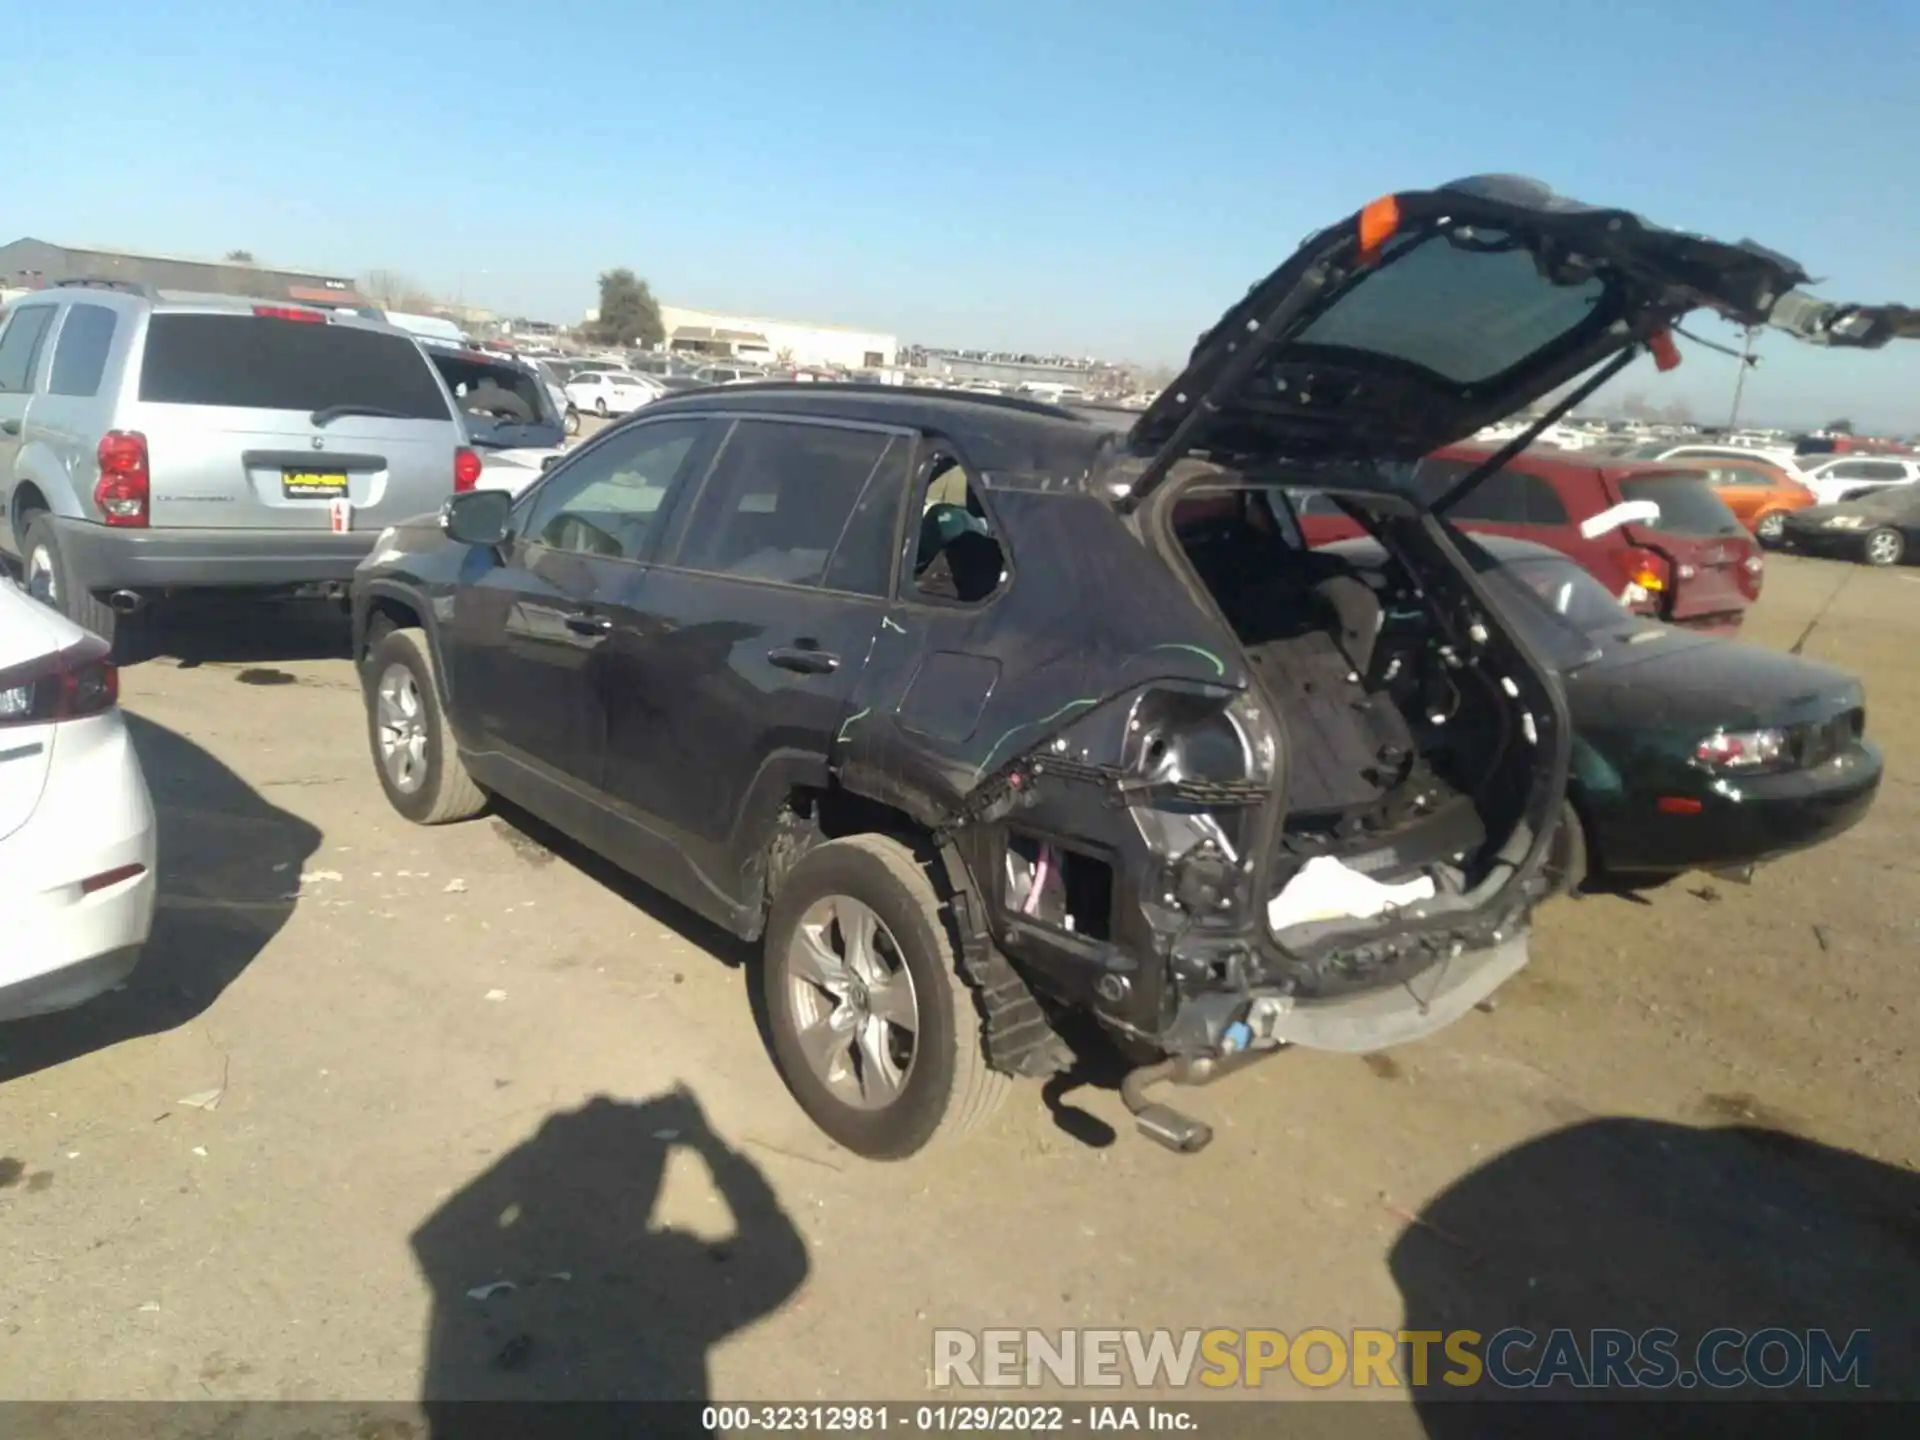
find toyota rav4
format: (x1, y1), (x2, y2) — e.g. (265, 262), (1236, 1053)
(350, 176), (1913, 1159)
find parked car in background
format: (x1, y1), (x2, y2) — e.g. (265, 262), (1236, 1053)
(690, 363), (765, 386)
(1666, 453), (1816, 545)
(1320, 534), (1880, 895)
(1796, 455), (1920, 505)
(0, 281), (476, 655)
(1290, 445), (1764, 634)
(1780, 483), (1920, 566)
(563, 369), (662, 417)
(349, 174), (1909, 1158)
(0, 575), (156, 1020)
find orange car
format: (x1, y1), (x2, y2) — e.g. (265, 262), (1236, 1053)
(1671, 456), (1816, 547)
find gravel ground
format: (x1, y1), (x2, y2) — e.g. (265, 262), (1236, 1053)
(0, 551), (1912, 1419)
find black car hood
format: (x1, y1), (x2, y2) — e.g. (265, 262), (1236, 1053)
(1567, 629), (1862, 731)
(1122, 174), (1915, 506)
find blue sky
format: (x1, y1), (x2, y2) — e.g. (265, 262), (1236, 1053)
(8, 0), (1918, 429)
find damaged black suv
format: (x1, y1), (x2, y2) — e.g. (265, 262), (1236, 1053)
(351, 176), (1912, 1159)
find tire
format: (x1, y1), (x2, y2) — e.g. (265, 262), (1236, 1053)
(1863, 527), (1905, 567)
(21, 514), (144, 658)
(564, 405), (582, 438)
(762, 834), (1009, 1159)
(363, 626), (487, 825)
(1543, 799), (1589, 899)
(1754, 511), (1787, 546)
(594, 397), (609, 418)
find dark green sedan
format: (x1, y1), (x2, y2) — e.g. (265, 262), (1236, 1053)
(1329, 534), (1883, 892)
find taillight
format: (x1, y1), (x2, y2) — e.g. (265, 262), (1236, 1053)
(0, 637), (118, 726)
(95, 430), (150, 527)
(252, 305), (326, 323)
(453, 447), (483, 492)
(1617, 547), (1669, 609)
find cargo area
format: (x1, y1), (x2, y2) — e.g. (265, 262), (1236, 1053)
(1170, 489), (1540, 937)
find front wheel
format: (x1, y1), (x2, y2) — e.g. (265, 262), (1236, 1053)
(1754, 511), (1787, 546)
(1863, 527), (1905, 567)
(363, 626), (487, 824)
(564, 405), (582, 437)
(762, 834), (1008, 1159)
(594, 397), (609, 418)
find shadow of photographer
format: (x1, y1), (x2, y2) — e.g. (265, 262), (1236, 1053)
(411, 1086), (809, 1435)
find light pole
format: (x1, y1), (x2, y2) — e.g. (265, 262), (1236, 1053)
(1727, 325), (1758, 430)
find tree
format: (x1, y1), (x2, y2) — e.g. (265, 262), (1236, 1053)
(592, 268), (664, 347)
(224, 249), (256, 264)
(1824, 418), (1854, 434)
(361, 269), (440, 312)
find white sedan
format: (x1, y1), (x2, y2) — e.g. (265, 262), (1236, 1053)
(563, 370), (663, 417)
(0, 579), (156, 1020)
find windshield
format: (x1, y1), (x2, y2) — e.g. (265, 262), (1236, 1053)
(1847, 485), (1920, 516)
(1617, 475), (1744, 535)
(427, 353), (564, 449)
(140, 314), (452, 418)
(1293, 228), (1607, 385)
(1466, 546), (1635, 667)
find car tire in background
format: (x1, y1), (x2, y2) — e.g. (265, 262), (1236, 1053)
(1754, 511), (1788, 547)
(20, 514), (146, 661)
(594, 398), (609, 418)
(1863, 527), (1905, 567)
(564, 405), (582, 438)
(762, 833), (1008, 1159)
(363, 625), (488, 825)
(1543, 799), (1590, 899)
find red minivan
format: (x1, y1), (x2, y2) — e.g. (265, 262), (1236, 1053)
(1290, 444), (1763, 634)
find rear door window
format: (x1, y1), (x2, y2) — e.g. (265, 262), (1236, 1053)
(0, 305), (59, 394)
(139, 314), (451, 419)
(672, 420), (899, 589)
(1618, 476), (1744, 535)
(47, 303), (119, 397)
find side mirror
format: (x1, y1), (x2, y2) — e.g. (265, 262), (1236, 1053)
(1579, 499), (1661, 540)
(442, 488), (513, 546)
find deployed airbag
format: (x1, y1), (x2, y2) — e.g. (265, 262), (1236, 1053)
(1267, 855), (1437, 931)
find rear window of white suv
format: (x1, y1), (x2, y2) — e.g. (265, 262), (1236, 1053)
(138, 313), (452, 419)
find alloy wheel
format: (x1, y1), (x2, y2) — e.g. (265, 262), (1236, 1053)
(1755, 512), (1786, 544)
(785, 894), (920, 1110)
(1866, 529), (1903, 566)
(375, 662), (429, 793)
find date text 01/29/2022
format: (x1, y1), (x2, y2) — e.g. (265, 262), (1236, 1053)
(701, 1404), (1197, 1432)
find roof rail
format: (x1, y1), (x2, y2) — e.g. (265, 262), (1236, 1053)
(54, 277), (158, 299)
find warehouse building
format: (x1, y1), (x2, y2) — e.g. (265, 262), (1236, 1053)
(659, 303), (897, 371)
(0, 237), (369, 307)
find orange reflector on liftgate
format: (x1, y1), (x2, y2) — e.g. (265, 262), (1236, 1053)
(1648, 328), (1682, 371)
(1357, 195), (1401, 261)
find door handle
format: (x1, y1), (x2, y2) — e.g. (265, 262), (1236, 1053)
(767, 645), (840, 675)
(0, 419), (19, 436)
(563, 611), (613, 637)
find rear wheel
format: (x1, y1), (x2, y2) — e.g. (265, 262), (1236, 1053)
(1753, 511), (1787, 546)
(364, 626), (487, 824)
(762, 834), (1008, 1158)
(1863, 527), (1905, 567)
(21, 514), (144, 658)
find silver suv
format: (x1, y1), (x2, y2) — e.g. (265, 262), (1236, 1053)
(0, 280), (475, 653)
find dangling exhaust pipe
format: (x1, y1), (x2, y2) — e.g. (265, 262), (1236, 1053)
(107, 590), (146, 615)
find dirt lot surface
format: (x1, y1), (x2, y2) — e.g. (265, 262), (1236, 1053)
(0, 552), (1914, 1419)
